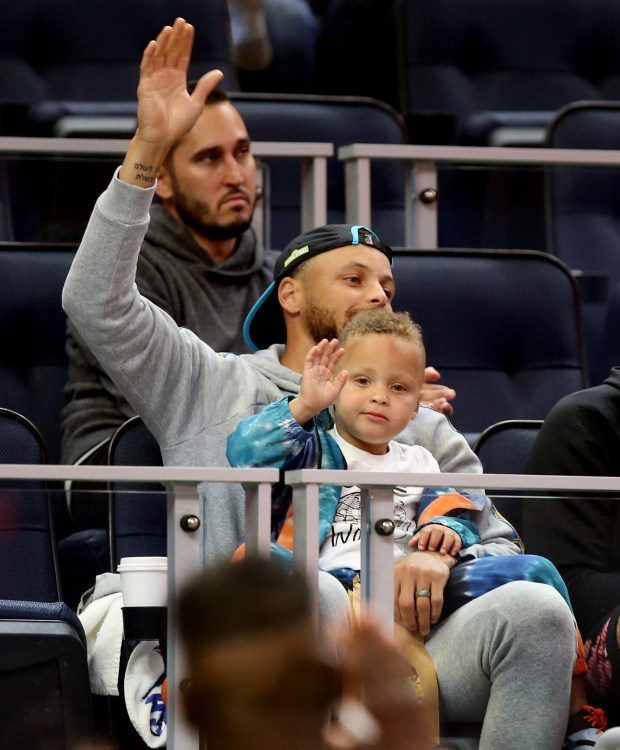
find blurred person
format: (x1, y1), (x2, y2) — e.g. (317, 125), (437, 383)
(178, 556), (434, 750)
(228, 0), (320, 93)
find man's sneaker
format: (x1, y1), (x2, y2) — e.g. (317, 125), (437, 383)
(564, 705), (608, 749)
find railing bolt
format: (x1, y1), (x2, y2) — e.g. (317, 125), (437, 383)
(419, 187), (438, 204)
(374, 518), (395, 536)
(180, 514), (200, 532)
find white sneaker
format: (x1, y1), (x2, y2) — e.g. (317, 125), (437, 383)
(594, 727), (620, 749)
(564, 706), (608, 749)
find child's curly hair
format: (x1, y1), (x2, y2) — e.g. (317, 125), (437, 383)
(339, 308), (425, 364)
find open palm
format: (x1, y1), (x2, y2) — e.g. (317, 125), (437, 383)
(300, 339), (348, 412)
(136, 18), (223, 149)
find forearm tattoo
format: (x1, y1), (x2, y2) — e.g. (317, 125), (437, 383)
(133, 162), (156, 184)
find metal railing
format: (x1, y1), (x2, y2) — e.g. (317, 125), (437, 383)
(2, 462), (620, 748)
(338, 143), (620, 248)
(0, 136), (333, 242)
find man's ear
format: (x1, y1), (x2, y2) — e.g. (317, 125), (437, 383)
(278, 277), (303, 314)
(155, 163), (173, 201)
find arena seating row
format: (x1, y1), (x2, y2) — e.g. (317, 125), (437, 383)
(0, 0), (235, 108)
(0, 93), (410, 250)
(0, 241), (589, 468)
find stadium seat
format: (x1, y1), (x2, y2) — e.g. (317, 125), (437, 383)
(0, 243), (76, 466)
(545, 100), (620, 384)
(472, 419), (543, 531)
(0, 0), (235, 108)
(232, 93), (409, 247)
(107, 416), (165, 569)
(0, 407), (92, 749)
(391, 248), (589, 443)
(398, 0), (620, 251)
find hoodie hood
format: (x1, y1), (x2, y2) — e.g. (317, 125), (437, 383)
(146, 204), (274, 280)
(239, 344), (302, 396)
(604, 366), (620, 392)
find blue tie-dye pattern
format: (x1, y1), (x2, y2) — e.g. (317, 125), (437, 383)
(228, 397), (483, 552)
(228, 398), (570, 615)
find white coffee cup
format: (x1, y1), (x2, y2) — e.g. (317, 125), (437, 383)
(117, 556), (168, 608)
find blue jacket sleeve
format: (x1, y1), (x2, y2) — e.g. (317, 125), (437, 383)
(227, 396), (320, 470)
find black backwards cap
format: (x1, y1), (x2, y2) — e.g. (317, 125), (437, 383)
(243, 224), (393, 352)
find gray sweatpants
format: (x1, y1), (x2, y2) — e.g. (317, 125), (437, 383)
(426, 581), (576, 750)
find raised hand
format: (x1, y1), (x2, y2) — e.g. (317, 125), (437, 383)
(137, 19), (223, 149)
(120, 18), (224, 187)
(290, 339), (348, 425)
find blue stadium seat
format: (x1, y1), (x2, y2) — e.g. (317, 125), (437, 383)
(0, 243), (76, 466)
(0, 0), (235, 107)
(472, 419), (543, 532)
(546, 100), (620, 384)
(232, 93), (409, 248)
(398, 0), (620, 251)
(399, 0), (620, 146)
(0, 407), (92, 748)
(108, 416), (165, 568)
(391, 248), (588, 443)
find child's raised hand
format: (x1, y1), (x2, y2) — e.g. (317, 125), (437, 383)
(409, 523), (462, 557)
(301, 338), (348, 410)
(289, 339), (348, 426)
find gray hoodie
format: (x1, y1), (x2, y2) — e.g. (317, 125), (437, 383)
(61, 201), (277, 464)
(63, 172), (484, 560)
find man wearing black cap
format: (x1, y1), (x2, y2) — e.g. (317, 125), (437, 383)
(243, 223), (394, 353)
(63, 20), (580, 747)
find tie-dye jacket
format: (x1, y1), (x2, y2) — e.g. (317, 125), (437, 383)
(226, 396), (523, 563)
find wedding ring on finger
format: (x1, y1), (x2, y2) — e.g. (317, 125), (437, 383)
(415, 588), (431, 599)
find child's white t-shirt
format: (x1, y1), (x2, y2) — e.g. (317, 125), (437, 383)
(318, 426), (442, 572)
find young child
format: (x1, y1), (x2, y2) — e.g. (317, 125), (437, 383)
(228, 308), (483, 743)
(227, 308), (494, 611)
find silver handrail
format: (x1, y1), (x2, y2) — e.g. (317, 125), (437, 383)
(2, 463), (619, 748)
(338, 143), (620, 248)
(0, 136), (332, 238)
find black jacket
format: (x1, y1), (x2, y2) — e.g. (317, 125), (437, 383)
(522, 367), (620, 635)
